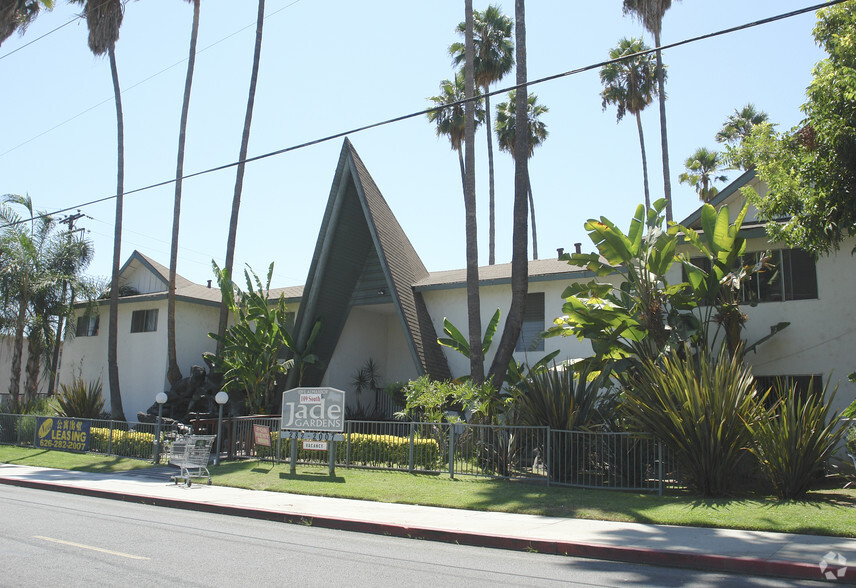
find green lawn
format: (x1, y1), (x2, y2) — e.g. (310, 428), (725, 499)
(3, 445), (855, 538)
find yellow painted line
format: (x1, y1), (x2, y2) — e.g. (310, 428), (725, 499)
(33, 536), (149, 560)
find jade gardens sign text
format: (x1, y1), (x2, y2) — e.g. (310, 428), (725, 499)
(280, 388), (345, 432)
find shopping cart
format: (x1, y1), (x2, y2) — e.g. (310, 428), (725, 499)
(168, 434), (216, 487)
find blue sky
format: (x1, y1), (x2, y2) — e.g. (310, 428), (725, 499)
(0, 1), (826, 289)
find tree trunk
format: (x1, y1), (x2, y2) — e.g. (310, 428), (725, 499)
(463, 0), (484, 385)
(527, 175), (537, 260)
(635, 110), (651, 211)
(487, 0), (529, 388)
(217, 0), (265, 355)
(654, 38), (672, 223)
(24, 333), (41, 402)
(47, 279), (67, 396)
(167, 0), (201, 387)
(107, 43), (126, 421)
(485, 89), (496, 266)
(7, 295), (27, 409)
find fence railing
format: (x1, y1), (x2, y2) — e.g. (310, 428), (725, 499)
(0, 413), (178, 462)
(0, 412), (680, 492)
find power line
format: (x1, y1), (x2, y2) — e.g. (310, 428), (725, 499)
(0, 0), (845, 230)
(0, 0), (304, 158)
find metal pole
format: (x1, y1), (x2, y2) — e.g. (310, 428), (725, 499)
(658, 441), (664, 497)
(215, 403), (224, 466)
(154, 403), (164, 463)
(449, 425), (455, 479)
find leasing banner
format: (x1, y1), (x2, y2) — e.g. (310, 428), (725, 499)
(36, 417), (91, 453)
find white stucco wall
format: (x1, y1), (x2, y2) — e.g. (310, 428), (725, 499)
(322, 304), (418, 409)
(421, 276), (605, 380)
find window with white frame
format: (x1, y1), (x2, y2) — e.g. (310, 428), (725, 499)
(516, 292), (545, 352)
(130, 309), (158, 333)
(75, 314), (99, 337)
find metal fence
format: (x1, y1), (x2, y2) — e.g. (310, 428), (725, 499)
(0, 412), (680, 492)
(205, 416), (678, 492)
(0, 413), (179, 462)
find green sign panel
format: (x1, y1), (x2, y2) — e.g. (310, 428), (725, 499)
(36, 417), (91, 453)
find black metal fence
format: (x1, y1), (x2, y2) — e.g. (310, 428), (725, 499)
(0, 412), (680, 492)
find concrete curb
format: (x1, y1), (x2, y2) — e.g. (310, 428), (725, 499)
(2, 476), (852, 584)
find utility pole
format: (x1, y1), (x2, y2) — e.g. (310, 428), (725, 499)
(48, 211), (86, 396)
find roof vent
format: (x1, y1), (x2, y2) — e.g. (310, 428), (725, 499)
(207, 280), (212, 289)
(574, 242), (582, 254)
(556, 247), (564, 259)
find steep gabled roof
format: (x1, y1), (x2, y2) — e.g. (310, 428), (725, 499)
(293, 139), (451, 383)
(680, 169), (756, 229)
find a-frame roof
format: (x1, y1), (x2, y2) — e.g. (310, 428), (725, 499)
(292, 139), (451, 384)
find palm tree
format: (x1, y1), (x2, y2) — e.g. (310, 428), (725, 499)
(486, 0), (529, 390)
(679, 147), (727, 202)
(426, 72), (484, 192)
(167, 0), (201, 387)
(450, 4), (514, 266)
(216, 0), (266, 354)
(0, 195), (90, 406)
(70, 0), (126, 420)
(600, 37), (658, 210)
(622, 0), (679, 222)
(716, 103), (770, 170)
(0, 0), (51, 47)
(495, 90), (548, 259)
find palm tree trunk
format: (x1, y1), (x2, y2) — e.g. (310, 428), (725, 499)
(167, 0), (200, 387)
(485, 89), (496, 266)
(458, 149), (467, 195)
(527, 175), (537, 259)
(8, 295), (27, 408)
(463, 0), (484, 385)
(217, 0), (265, 355)
(488, 0), (529, 388)
(48, 279), (68, 396)
(654, 38), (672, 223)
(107, 43), (126, 421)
(635, 111), (651, 211)
(24, 333), (41, 402)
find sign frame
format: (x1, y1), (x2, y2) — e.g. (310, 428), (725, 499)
(280, 387), (345, 433)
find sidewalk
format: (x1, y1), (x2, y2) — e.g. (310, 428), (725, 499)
(1, 462), (855, 584)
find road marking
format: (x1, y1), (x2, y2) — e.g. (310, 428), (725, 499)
(33, 536), (149, 560)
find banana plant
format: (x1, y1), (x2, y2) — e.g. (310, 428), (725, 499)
(438, 308), (501, 359)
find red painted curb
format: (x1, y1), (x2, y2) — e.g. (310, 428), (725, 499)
(1, 476), (852, 584)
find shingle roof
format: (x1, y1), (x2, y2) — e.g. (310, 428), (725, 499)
(291, 139), (451, 382)
(416, 257), (593, 290)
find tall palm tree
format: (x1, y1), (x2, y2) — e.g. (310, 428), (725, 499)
(216, 0), (266, 354)
(622, 0), (679, 222)
(679, 147), (727, 202)
(0, 0), (51, 47)
(486, 0), (529, 389)
(450, 4), (514, 266)
(716, 103), (770, 170)
(71, 0), (126, 420)
(495, 90), (548, 259)
(427, 72), (484, 192)
(167, 0), (201, 387)
(462, 0), (483, 385)
(600, 37), (658, 210)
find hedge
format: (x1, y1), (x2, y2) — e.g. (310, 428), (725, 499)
(256, 431), (440, 470)
(90, 427), (156, 460)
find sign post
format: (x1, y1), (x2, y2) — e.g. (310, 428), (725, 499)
(280, 387), (345, 476)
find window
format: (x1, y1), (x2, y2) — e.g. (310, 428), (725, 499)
(744, 249), (818, 303)
(75, 315), (99, 337)
(685, 248), (817, 305)
(516, 293), (545, 352)
(130, 309), (158, 333)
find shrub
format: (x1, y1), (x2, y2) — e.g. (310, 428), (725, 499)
(55, 377), (105, 418)
(90, 427), (156, 459)
(621, 344), (767, 497)
(256, 431), (440, 470)
(748, 382), (848, 499)
(848, 426), (856, 456)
